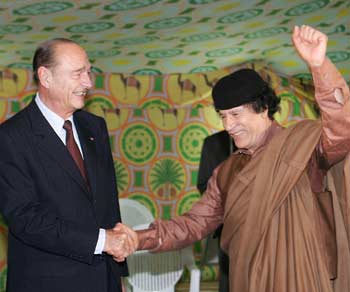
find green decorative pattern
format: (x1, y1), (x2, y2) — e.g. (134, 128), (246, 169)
(7, 63), (32, 69)
(132, 68), (162, 75)
(285, 0), (330, 16)
(65, 22), (114, 33)
(104, 0), (161, 11)
(114, 161), (129, 193)
(181, 32), (226, 43)
(0, 268), (6, 292)
(87, 49), (121, 58)
(149, 158), (185, 199)
(189, 0), (217, 4)
(13, 2), (74, 15)
(177, 192), (201, 215)
(327, 51), (350, 63)
(190, 66), (218, 73)
(217, 9), (264, 24)
(145, 49), (183, 59)
(144, 17), (192, 30)
(128, 193), (158, 218)
(114, 36), (159, 46)
(0, 40), (13, 44)
(0, 25), (31, 34)
(205, 47), (243, 58)
(121, 124), (158, 164)
(0, 0), (349, 286)
(141, 99), (170, 109)
(245, 27), (289, 39)
(178, 124), (210, 163)
(85, 97), (114, 110)
(0, 0), (348, 78)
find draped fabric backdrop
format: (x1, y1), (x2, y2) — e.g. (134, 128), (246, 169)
(0, 62), (318, 290)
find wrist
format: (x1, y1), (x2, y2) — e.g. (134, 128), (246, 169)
(307, 57), (326, 69)
(103, 229), (112, 253)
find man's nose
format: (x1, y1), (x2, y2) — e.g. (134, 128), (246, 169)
(82, 72), (92, 89)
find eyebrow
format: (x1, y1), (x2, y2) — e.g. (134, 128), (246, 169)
(73, 66), (91, 73)
(228, 108), (244, 114)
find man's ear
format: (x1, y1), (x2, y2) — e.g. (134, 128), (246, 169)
(262, 108), (269, 119)
(37, 66), (51, 88)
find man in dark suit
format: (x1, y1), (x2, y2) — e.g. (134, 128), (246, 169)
(0, 38), (137, 292)
(197, 130), (235, 292)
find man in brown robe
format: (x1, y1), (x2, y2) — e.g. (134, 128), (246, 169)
(118, 25), (350, 291)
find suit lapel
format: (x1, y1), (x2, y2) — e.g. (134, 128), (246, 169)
(28, 101), (91, 198)
(74, 112), (97, 199)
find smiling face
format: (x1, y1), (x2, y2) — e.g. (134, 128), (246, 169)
(38, 42), (92, 119)
(219, 104), (272, 153)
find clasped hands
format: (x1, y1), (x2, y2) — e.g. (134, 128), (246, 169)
(104, 223), (138, 262)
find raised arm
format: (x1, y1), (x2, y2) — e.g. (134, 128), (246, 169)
(292, 25), (350, 167)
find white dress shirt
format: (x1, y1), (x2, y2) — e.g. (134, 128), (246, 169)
(35, 94), (105, 254)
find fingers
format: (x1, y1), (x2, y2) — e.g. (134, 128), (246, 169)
(291, 25), (301, 48)
(104, 224), (139, 263)
(104, 229), (130, 260)
(292, 24), (327, 67)
(114, 223), (139, 251)
(301, 25), (314, 43)
(297, 25), (327, 45)
(113, 255), (127, 262)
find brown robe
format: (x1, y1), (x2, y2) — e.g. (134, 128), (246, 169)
(136, 59), (350, 291)
(219, 120), (346, 292)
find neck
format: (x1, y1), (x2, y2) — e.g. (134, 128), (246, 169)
(246, 119), (274, 155)
(38, 89), (74, 120)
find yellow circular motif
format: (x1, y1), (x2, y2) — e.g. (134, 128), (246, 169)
(146, 107), (186, 131)
(0, 100), (8, 122)
(166, 74), (203, 105)
(274, 99), (290, 126)
(104, 108), (130, 131)
(195, 71), (224, 95)
(19, 91), (36, 106)
(303, 102), (318, 120)
(0, 68), (28, 97)
(109, 74), (149, 104)
(202, 105), (223, 130)
(84, 94), (115, 120)
(141, 97), (186, 130)
(128, 193), (159, 219)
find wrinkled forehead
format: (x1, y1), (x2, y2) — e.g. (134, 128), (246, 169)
(218, 104), (248, 117)
(218, 105), (246, 115)
(52, 43), (90, 69)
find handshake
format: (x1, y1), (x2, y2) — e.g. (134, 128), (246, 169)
(103, 223), (139, 262)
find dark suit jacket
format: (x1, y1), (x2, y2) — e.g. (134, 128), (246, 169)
(197, 130), (234, 194)
(0, 100), (127, 292)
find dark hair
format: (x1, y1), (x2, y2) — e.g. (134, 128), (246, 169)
(247, 85), (280, 120)
(32, 38), (79, 84)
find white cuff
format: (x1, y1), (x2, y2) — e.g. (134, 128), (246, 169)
(94, 228), (106, 254)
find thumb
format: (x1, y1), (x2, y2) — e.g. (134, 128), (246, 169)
(291, 25), (300, 44)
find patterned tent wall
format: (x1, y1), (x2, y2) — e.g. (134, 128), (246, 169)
(0, 63), (318, 290)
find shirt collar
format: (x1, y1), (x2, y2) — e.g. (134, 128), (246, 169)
(35, 93), (73, 136)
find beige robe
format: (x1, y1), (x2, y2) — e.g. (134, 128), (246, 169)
(219, 120), (350, 292)
(136, 59), (350, 291)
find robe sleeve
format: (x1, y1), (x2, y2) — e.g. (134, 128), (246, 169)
(137, 167), (224, 252)
(313, 58), (350, 167)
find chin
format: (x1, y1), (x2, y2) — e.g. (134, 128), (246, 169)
(74, 100), (85, 110)
(234, 138), (246, 149)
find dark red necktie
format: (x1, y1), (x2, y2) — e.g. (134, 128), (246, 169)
(63, 120), (88, 182)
